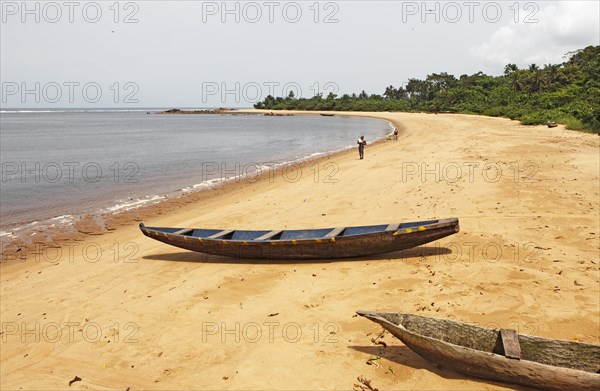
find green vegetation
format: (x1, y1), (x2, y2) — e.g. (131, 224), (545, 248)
(255, 46), (600, 132)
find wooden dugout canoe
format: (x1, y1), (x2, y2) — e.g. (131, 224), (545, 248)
(139, 218), (459, 260)
(356, 311), (600, 390)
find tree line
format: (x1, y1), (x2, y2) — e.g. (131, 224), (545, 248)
(254, 45), (599, 132)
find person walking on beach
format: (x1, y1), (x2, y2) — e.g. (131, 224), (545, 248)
(393, 128), (398, 140)
(357, 136), (367, 159)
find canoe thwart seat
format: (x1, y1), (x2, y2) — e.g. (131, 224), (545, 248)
(500, 329), (521, 360)
(385, 223), (400, 232)
(207, 230), (235, 240)
(173, 228), (194, 236)
(255, 230), (283, 241)
(324, 227), (345, 239)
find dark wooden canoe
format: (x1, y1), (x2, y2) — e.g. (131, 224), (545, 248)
(356, 311), (600, 391)
(320, 113), (335, 116)
(139, 218), (459, 260)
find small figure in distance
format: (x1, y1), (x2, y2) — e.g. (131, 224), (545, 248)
(357, 135), (367, 159)
(393, 128), (398, 140)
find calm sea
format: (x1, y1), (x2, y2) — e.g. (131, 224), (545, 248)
(0, 110), (391, 233)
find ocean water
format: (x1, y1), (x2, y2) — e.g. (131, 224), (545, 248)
(0, 110), (391, 232)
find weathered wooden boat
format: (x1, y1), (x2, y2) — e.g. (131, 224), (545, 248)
(320, 113), (335, 116)
(139, 218), (459, 260)
(547, 120), (558, 128)
(356, 311), (600, 390)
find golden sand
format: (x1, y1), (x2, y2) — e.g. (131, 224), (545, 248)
(1, 111), (598, 390)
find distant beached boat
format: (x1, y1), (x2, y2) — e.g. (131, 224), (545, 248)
(320, 113), (335, 116)
(356, 311), (600, 391)
(547, 121), (558, 128)
(139, 218), (459, 260)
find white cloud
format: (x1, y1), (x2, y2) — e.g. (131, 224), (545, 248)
(471, 1), (600, 71)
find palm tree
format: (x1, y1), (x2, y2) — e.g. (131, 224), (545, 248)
(395, 86), (408, 99)
(527, 64), (541, 92)
(504, 63), (518, 75)
(383, 85), (397, 99)
(506, 70), (523, 92)
(543, 64), (561, 87)
(406, 79), (432, 100)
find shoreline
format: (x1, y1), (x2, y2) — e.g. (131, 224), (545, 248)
(1, 111), (397, 262)
(1, 110), (598, 390)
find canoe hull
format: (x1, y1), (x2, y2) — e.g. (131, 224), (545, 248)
(140, 218), (459, 260)
(357, 311), (600, 391)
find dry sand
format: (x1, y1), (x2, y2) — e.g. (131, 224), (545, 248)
(1, 111), (598, 390)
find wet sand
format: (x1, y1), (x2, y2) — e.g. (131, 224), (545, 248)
(1, 111), (598, 390)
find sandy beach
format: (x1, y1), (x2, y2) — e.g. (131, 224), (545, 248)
(1, 111), (598, 390)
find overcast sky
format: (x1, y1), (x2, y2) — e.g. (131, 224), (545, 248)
(1, 0), (598, 108)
